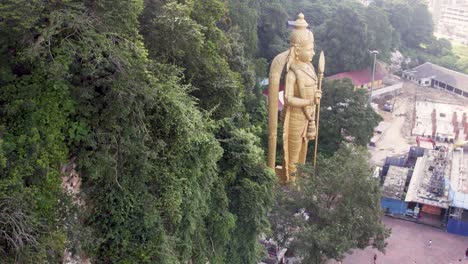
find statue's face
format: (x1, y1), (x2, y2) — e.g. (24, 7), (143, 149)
(297, 41), (315, 63)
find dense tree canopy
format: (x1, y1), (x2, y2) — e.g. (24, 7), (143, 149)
(4, 0), (445, 262)
(316, 5), (371, 75)
(1, 0), (274, 263)
(317, 79), (383, 157)
(270, 144), (390, 263)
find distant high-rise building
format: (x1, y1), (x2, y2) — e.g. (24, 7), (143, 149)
(428, 0), (443, 27)
(437, 2), (468, 43)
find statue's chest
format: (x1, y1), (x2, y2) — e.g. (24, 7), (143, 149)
(294, 71), (316, 97)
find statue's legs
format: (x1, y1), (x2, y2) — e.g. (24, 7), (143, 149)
(286, 111), (308, 182)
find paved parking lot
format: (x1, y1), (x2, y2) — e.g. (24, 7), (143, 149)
(338, 217), (468, 264)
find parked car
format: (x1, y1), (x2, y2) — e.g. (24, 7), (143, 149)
(383, 101), (394, 112)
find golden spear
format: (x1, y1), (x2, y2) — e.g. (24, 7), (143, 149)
(313, 51), (325, 167)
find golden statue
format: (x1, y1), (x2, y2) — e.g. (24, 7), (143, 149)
(267, 13), (325, 183)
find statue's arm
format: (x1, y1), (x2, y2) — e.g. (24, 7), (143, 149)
(284, 71), (313, 107)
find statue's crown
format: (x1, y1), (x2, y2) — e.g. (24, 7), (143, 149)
(294, 13), (308, 30)
(290, 13), (313, 46)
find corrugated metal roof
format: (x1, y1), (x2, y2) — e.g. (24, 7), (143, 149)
(405, 62), (468, 93)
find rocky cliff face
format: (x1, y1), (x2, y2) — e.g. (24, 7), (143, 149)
(61, 158), (89, 264)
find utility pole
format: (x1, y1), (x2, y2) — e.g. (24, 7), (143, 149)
(369, 50), (379, 105)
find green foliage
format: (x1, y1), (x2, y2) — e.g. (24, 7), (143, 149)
(317, 79), (382, 157)
(365, 5), (394, 61)
(2, 0), (405, 263)
(140, 0), (243, 120)
(2, 0), (277, 262)
(402, 0), (434, 49)
(257, 1), (289, 61)
(217, 122), (277, 264)
(316, 5), (370, 75)
(140, 1), (278, 262)
(279, 0), (393, 73)
(374, 0), (461, 71)
(453, 43), (468, 74)
(225, 0), (261, 56)
(270, 144), (390, 263)
(0, 1), (79, 260)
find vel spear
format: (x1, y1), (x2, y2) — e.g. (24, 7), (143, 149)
(313, 51), (325, 167)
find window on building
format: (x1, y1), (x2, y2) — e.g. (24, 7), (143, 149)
(440, 113), (446, 118)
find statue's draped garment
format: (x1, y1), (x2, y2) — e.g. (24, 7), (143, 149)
(282, 63), (317, 182)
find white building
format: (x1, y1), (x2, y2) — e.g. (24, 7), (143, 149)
(434, 1), (468, 43)
(402, 62), (468, 98)
(412, 100), (468, 142)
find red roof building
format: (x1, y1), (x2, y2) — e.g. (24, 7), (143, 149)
(327, 66), (384, 90)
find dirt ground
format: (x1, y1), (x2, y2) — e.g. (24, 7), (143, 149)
(368, 81), (468, 166)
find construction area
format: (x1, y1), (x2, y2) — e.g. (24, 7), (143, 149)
(370, 80), (468, 234)
(369, 81), (468, 165)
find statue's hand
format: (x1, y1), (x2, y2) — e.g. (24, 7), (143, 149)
(315, 90), (322, 104)
(305, 106), (314, 120)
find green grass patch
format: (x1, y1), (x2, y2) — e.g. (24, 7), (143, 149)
(453, 43), (468, 74)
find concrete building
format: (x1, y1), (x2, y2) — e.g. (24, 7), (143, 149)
(429, 0), (444, 28)
(435, 1), (468, 43)
(380, 144), (468, 235)
(402, 62), (468, 98)
(405, 148), (451, 215)
(411, 100), (468, 142)
(381, 166), (411, 215)
(446, 145), (468, 235)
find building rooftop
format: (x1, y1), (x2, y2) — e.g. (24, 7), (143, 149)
(412, 100), (468, 141)
(405, 148), (451, 208)
(382, 166), (409, 200)
(448, 147), (468, 209)
(404, 62), (468, 93)
(327, 65), (384, 87)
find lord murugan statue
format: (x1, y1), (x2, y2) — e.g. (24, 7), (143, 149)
(267, 13), (325, 183)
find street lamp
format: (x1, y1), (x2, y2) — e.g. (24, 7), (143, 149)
(369, 50), (380, 105)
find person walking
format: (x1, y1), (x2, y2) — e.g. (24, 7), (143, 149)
(465, 247), (468, 259)
(373, 253), (377, 264)
(428, 239), (432, 248)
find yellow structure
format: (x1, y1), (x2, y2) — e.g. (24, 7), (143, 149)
(267, 14), (325, 183)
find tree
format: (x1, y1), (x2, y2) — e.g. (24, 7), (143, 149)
(316, 79), (382, 157)
(216, 122), (276, 264)
(365, 5), (394, 61)
(316, 5), (371, 75)
(403, 0), (433, 48)
(256, 1), (289, 61)
(270, 144), (390, 263)
(377, 0), (433, 50)
(140, 0), (244, 120)
(426, 37), (452, 57)
(140, 1), (277, 263)
(283, 0), (338, 28)
(377, 0), (412, 49)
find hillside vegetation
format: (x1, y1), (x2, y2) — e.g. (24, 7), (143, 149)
(0, 0), (446, 263)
